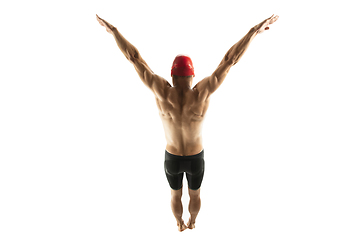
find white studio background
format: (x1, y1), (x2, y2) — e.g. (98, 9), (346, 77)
(0, 0), (359, 239)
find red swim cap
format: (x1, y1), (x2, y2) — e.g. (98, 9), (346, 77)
(171, 54), (195, 77)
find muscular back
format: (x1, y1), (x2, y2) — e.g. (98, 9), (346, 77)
(96, 14), (278, 155)
(155, 82), (210, 156)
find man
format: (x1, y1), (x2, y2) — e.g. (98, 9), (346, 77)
(96, 14), (279, 232)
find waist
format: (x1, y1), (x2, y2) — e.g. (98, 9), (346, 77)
(165, 149), (204, 160)
(165, 142), (203, 156)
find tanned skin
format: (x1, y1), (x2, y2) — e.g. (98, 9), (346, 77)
(96, 14), (279, 232)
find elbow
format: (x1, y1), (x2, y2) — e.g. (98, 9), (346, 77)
(222, 54), (233, 66)
(133, 48), (139, 59)
(231, 56), (239, 66)
(126, 47), (140, 63)
(125, 48), (140, 62)
(224, 57), (236, 67)
(232, 49), (245, 66)
(224, 53), (238, 66)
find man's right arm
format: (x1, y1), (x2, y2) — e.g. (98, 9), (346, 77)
(194, 15), (279, 97)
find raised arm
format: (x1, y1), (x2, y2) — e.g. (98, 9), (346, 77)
(96, 15), (171, 98)
(194, 15), (279, 96)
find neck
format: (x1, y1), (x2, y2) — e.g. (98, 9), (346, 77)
(172, 76), (193, 90)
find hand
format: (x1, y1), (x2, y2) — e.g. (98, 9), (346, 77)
(96, 14), (115, 34)
(253, 14), (279, 34)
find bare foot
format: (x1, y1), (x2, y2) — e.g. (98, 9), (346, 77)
(187, 219), (195, 229)
(177, 220), (187, 232)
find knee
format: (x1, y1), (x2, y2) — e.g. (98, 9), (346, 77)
(188, 189), (200, 200)
(171, 194), (182, 202)
(171, 189), (183, 201)
(190, 194), (200, 201)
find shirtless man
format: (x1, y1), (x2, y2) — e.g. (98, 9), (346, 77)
(96, 14), (279, 232)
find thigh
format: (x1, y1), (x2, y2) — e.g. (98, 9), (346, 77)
(186, 159), (205, 190)
(165, 160), (184, 190)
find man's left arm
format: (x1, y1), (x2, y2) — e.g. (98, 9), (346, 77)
(96, 15), (171, 96)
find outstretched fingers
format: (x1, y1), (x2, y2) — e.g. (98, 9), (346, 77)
(96, 14), (102, 22)
(96, 14), (106, 27)
(262, 15), (279, 32)
(96, 14), (114, 33)
(269, 15), (279, 24)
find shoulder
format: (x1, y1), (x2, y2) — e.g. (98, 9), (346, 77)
(151, 75), (172, 100)
(192, 76), (214, 100)
(152, 74), (172, 90)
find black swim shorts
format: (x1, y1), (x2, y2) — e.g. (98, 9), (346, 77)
(164, 150), (205, 190)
